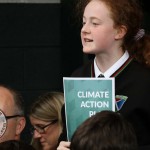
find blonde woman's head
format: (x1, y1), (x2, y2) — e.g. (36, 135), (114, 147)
(29, 91), (64, 150)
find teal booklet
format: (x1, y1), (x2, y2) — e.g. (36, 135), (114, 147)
(63, 77), (115, 141)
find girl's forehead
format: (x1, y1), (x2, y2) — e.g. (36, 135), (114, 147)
(83, 0), (111, 19)
(84, 1), (109, 13)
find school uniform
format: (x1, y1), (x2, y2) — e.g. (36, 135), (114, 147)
(59, 52), (150, 149)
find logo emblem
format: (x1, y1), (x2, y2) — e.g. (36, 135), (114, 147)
(0, 110), (7, 137)
(115, 95), (128, 111)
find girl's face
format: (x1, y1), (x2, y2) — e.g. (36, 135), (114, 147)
(30, 116), (60, 150)
(81, 0), (119, 55)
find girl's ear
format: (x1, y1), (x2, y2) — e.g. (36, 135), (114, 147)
(115, 25), (127, 40)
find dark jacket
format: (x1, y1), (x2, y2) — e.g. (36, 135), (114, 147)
(59, 59), (150, 150)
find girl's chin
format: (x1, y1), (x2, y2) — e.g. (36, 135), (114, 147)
(83, 48), (94, 54)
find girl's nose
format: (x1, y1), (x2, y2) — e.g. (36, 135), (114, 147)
(81, 23), (90, 34)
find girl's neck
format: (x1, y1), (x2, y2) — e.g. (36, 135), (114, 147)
(95, 48), (124, 73)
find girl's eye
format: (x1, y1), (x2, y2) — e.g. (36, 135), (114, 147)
(92, 22), (98, 26)
(82, 22), (86, 26)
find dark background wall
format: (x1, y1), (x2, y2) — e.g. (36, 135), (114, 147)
(0, 3), (61, 142)
(0, 0), (149, 143)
